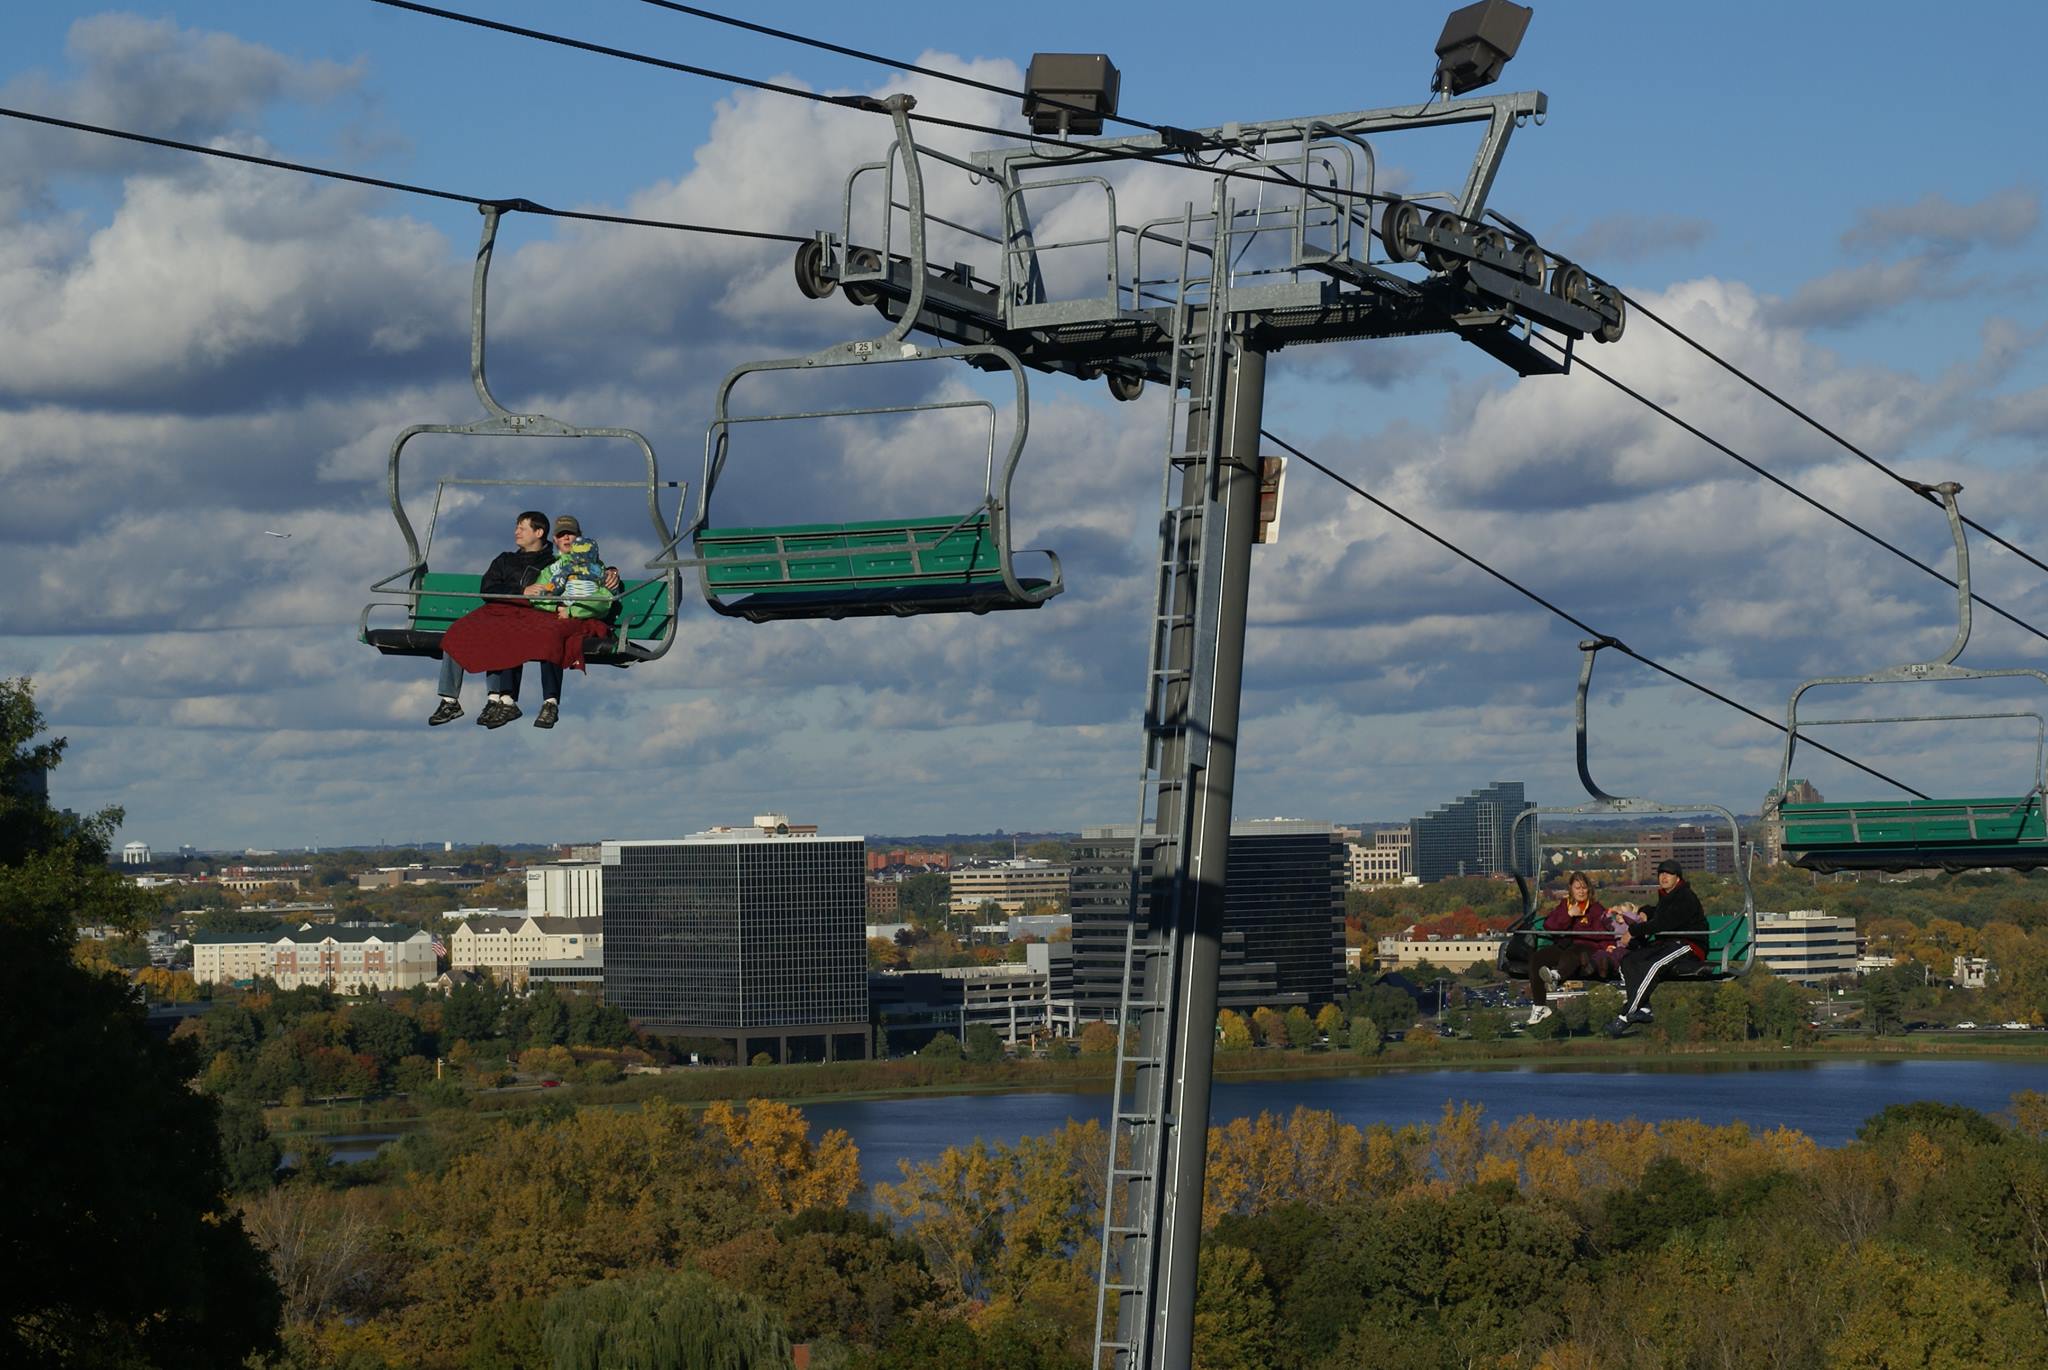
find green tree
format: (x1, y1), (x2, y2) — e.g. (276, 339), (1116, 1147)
(1863, 967), (1906, 1036)
(1283, 1006), (1316, 1049)
(349, 1000), (421, 1067)
(218, 1098), (280, 1195)
(1703, 980), (1752, 1042)
(920, 1032), (963, 1061)
(524, 984), (569, 1047)
(1347, 1016), (1383, 1055)
(1346, 982), (1419, 1036)
(1193, 1244), (1276, 1370)
(540, 1268), (792, 1368)
(964, 1022), (1004, 1064)
(0, 678), (282, 1366)
(442, 978), (498, 1042)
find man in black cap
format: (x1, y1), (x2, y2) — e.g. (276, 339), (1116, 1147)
(1603, 858), (1709, 1037)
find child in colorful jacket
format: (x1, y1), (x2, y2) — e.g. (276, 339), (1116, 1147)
(530, 515), (614, 620)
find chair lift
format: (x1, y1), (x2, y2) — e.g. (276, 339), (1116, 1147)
(358, 202), (685, 666)
(1774, 481), (2048, 871)
(664, 95), (1063, 623)
(1496, 638), (1758, 983)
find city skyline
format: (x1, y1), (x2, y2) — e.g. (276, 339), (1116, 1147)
(9, 5), (2048, 847)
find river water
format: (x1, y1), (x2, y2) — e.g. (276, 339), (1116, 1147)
(804, 1058), (2048, 1194)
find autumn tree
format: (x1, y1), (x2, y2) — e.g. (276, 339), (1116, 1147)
(1251, 1006), (1287, 1047)
(1078, 1020), (1119, 1056)
(703, 1098), (862, 1216)
(1217, 1009), (1253, 1052)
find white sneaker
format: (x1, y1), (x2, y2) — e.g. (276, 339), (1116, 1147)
(1527, 1004), (1554, 1025)
(1540, 966), (1562, 991)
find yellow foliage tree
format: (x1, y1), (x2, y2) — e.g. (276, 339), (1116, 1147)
(1216, 1009), (1252, 1052)
(702, 1098), (861, 1216)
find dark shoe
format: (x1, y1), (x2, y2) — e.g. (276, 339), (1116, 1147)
(1627, 1008), (1655, 1024)
(534, 701), (558, 729)
(1604, 1016), (1631, 1039)
(475, 700), (502, 727)
(485, 702), (521, 729)
(428, 699), (463, 726)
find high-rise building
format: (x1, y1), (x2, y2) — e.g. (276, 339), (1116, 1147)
(1408, 781), (1535, 882)
(601, 820), (869, 1062)
(1068, 819), (1345, 1021)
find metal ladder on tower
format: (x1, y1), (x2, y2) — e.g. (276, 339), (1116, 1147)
(1093, 190), (1234, 1370)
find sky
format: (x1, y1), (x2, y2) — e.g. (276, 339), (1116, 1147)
(7, 2), (2048, 850)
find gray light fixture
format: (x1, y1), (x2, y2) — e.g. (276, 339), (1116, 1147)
(1023, 53), (1120, 136)
(1431, 0), (1532, 96)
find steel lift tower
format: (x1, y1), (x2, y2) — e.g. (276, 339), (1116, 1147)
(790, 26), (1624, 1367)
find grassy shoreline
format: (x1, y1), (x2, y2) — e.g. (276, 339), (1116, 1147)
(265, 1034), (2048, 1139)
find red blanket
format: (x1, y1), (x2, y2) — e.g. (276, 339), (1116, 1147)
(442, 602), (612, 674)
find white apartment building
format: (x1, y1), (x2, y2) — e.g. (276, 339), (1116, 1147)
(948, 860), (1070, 918)
(525, 861), (604, 918)
(1374, 930), (1503, 970)
(191, 931), (277, 986)
(1347, 827), (1414, 888)
(1755, 909), (1858, 983)
(450, 914), (604, 986)
(191, 924), (436, 991)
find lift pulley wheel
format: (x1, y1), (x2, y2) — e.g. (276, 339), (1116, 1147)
(793, 239), (837, 300)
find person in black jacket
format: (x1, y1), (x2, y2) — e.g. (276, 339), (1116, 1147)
(1603, 858), (1709, 1037)
(428, 511), (618, 730)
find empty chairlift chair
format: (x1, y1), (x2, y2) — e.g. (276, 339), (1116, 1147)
(357, 203), (685, 666)
(1775, 482), (2048, 871)
(1497, 638), (1757, 984)
(671, 96), (1062, 623)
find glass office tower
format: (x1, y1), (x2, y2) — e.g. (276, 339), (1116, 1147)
(1408, 780), (1534, 882)
(602, 824), (869, 1061)
(1068, 819), (1346, 1020)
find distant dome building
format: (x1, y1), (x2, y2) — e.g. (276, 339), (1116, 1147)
(121, 841), (152, 865)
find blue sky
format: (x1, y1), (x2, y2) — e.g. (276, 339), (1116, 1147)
(6, 3), (2048, 849)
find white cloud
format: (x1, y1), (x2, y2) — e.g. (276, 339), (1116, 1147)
(13, 22), (2048, 845)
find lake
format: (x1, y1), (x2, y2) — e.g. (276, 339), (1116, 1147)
(804, 1058), (2048, 1193)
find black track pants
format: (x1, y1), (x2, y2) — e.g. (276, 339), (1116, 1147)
(1618, 941), (1704, 1017)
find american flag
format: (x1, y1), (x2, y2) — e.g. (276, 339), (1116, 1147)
(431, 937), (447, 959)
